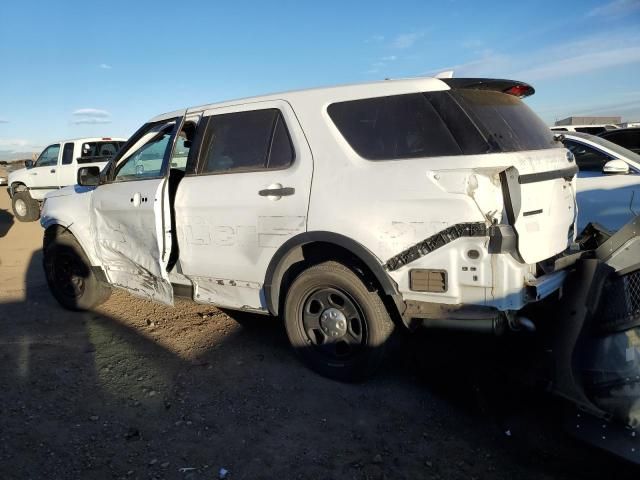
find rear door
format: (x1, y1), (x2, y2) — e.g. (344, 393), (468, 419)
(175, 100), (313, 310)
(89, 116), (183, 304)
(56, 142), (76, 187)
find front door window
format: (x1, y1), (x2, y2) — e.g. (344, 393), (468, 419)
(35, 144), (60, 168)
(113, 120), (177, 181)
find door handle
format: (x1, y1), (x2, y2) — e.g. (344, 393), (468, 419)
(50, 169), (56, 173)
(258, 187), (295, 197)
(130, 192), (149, 207)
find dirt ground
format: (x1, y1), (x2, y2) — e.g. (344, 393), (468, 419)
(0, 191), (637, 480)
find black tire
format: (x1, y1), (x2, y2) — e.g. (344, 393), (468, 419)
(12, 190), (40, 222)
(284, 261), (395, 382)
(43, 230), (111, 311)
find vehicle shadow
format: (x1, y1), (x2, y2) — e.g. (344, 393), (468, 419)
(0, 252), (636, 479)
(0, 207), (14, 238)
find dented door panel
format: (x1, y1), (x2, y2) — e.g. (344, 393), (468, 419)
(91, 178), (174, 303)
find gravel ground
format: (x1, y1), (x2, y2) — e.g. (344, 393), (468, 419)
(0, 191), (637, 479)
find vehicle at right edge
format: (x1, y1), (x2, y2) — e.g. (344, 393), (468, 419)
(561, 131), (640, 231)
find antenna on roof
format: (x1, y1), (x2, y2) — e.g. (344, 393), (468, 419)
(434, 70), (454, 79)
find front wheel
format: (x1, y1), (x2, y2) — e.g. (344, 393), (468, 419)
(12, 190), (40, 222)
(284, 261), (395, 382)
(43, 230), (111, 311)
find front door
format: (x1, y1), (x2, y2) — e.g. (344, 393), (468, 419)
(28, 143), (60, 200)
(89, 116), (183, 304)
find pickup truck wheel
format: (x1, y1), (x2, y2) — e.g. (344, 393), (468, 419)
(12, 191), (40, 222)
(284, 261), (395, 382)
(43, 231), (111, 311)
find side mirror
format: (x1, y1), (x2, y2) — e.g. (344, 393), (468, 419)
(603, 159), (629, 175)
(77, 166), (101, 186)
(24, 160), (34, 169)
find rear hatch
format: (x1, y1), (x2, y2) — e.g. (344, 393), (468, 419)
(438, 81), (576, 264)
(327, 78), (577, 265)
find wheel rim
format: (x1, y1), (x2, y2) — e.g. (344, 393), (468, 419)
(14, 198), (27, 217)
(300, 287), (367, 360)
(51, 251), (86, 299)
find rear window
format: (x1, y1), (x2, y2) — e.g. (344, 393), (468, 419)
(80, 141), (124, 159)
(575, 127), (606, 135)
(451, 89), (555, 153)
(328, 90), (555, 161)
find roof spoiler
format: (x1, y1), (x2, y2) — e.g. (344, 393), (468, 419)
(440, 78), (535, 98)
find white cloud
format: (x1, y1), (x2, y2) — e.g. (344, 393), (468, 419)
(73, 108), (110, 117)
(72, 108), (112, 125)
(381, 55), (397, 61)
(0, 118), (8, 124)
(423, 30), (640, 83)
(99, 63), (112, 69)
(514, 46), (640, 81)
(588, 0), (640, 17)
(0, 138), (39, 153)
(0, 138), (29, 148)
(392, 32), (424, 49)
(365, 34), (385, 43)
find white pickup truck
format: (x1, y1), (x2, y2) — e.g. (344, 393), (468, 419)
(7, 137), (126, 221)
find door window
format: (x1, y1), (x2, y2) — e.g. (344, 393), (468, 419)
(35, 144), (60, 167)
(199, 109), (294, 174)
(564, 140), (613, 172)
(62, 143), (74, 165)
(114, 120), (177, 181)
(170, 120), (199, 171)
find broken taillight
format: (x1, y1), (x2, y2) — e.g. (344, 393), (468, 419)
(503, 84), (534, 98)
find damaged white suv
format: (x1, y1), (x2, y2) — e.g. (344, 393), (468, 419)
(41, 78), (577, 380)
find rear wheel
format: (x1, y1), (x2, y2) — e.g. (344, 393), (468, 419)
(12, 190), (40, 222)
(284, 261), (395, 382)
(43, 230), (111, 311)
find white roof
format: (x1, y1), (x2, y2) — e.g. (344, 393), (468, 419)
(50, 137), (127, 145)
(149, 77), (450, 122)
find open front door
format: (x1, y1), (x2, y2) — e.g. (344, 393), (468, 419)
(89, 115), (184, 304)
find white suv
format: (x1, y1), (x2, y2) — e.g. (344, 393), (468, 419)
(41, 77), (577, 380)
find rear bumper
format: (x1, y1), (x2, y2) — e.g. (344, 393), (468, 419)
(525, 270), (568, 302)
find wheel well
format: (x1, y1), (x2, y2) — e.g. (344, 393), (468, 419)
(267, 239), (406, 328)
(11, 182), (27, 192)
(43, 224), (71, 250)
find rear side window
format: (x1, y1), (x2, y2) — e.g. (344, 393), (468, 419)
(601, 130), (640, 151)
(564, 140), (612, 171)
(328, 90), (554, 161)
(62, 142), (74, 165)
(200, 109), (294, 174)
(575, 127), (606, 135)
(328, 94), (466, 160)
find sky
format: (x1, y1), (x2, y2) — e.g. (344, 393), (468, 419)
(0, 0), (639, 158)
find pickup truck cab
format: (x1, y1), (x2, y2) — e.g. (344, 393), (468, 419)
(8, 137), (125, 221)
(41, 78), (577, 381)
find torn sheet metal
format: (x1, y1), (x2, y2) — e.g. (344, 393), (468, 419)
(384, 222), (487, 271)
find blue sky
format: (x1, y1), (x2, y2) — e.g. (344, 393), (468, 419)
(0, 0), (639, 157)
